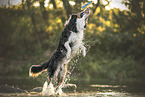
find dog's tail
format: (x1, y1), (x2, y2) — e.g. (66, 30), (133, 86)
(29, 62), (48, 77)
(29, 58), (59, 78)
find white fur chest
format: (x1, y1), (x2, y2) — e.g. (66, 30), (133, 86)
(68, 31), (83, 43)
(69, 31), (83, 43)
(68, 31), (84, 53)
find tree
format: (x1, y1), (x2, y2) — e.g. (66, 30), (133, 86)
(39, 0), (48, 20)
(62, 0), (72, 18)
(26, 0), (42, 49)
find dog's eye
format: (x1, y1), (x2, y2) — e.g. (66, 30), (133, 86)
(80, 12), (84, 18)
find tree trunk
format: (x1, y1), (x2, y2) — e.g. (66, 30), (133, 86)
(51, 0), (57, 9)
(74, 0), (81, 13)
(92, 0), (100, 14)
(39, 0), (48, 20)
(26, 0), (42, 49)
(62, 0), (72, 18)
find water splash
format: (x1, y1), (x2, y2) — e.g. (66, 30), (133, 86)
(38, 42), (93, 96)
(41, 81), (55, 96)
(39, 55), (81, 95)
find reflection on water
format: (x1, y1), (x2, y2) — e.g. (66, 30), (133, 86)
(0, 77), (145, 97)
(90, 84), (127, 88)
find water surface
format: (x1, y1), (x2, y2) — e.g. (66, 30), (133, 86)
(0, 77), (145, 97)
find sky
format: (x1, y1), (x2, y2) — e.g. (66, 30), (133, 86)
(0, 0), (21, 7)
(0, 0), (128, 10)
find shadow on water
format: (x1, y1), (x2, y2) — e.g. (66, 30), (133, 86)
(0, 77), (145, 96)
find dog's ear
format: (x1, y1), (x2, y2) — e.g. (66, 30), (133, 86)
(71, 15), (77, 18)
(70, 15), (77, 23)
(65, 15), (77, 26)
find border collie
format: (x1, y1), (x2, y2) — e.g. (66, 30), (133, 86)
(29, 8), (90, 95)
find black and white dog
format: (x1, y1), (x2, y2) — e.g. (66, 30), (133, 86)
(29, 8), (90, 95)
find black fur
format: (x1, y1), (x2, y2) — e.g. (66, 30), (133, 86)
(30, 14), (78, 79)
(46, 15), (78, 79)
(29, 8), (89, 81)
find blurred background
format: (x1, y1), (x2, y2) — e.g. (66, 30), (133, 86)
(0, 0), (145, 83)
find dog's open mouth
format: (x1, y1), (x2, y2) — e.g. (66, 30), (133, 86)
(84, 8), (90, 15)
(77, 8), (90, 19)
(84, 8), (90, 17)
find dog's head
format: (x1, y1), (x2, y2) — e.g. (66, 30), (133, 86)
(65, 8), (90, 32)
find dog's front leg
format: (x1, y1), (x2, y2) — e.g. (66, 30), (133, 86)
(81, 45), (86, 57)
(64, 41), (71, 59)
(83, 46), (86, 57)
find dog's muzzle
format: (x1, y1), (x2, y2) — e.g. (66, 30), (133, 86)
(77, 8), (90, 18)
(84, 8), (90, 15)
(83, 8), (90, 18)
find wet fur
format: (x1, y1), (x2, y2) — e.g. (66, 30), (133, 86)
(29, 8), (90, 95)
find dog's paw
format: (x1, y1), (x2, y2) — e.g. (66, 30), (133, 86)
(66, 52), (71, 59)
(83, 47), (86, 57)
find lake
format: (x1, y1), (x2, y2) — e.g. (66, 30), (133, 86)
(0, 77), (145, 96)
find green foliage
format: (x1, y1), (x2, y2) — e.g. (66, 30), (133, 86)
(76, 51), (142, 81)
(0, 0), (145, 82)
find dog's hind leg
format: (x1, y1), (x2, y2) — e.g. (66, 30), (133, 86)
(41, 79), (55, 96)
(81, 45), (86, 57)
(56, 63), (68, 95)
(42, 57), (60, 95)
